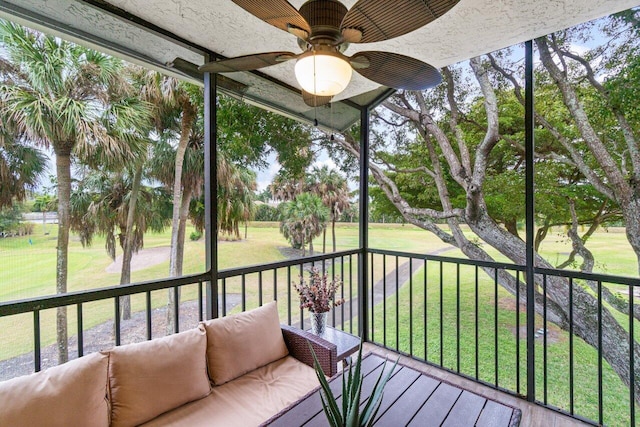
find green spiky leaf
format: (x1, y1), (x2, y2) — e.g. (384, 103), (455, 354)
(309, 337), (396, 427)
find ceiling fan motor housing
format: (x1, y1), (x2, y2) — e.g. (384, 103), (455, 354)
(299, 0), (348, 45)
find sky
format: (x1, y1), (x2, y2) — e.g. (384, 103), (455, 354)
(252, 148), (340, 192)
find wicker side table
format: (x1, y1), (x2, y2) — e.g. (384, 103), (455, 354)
(311, 326), (360, 367)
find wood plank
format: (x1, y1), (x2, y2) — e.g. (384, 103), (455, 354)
(374, 375), (440, 426)
(358, 359), (398, 402)
(442, 390), (486, 426)
(408, 382), (463, 426)
(359, 354), (387, 374)
(476, 400), (515, 427)
(370, 366), (422, 419)
(266, 383), (339, 427)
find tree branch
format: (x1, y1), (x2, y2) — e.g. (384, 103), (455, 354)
(442, 66), (473, 177)
(536, 36), (629, 202)
(558, 47), (640, 182)
(560, 199), (640, 321)
(488, 51), (616, 200)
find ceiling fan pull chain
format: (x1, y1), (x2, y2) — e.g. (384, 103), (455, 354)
(330, 97), (335, 140)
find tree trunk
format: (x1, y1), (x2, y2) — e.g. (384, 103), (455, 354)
(322, 228), (326, 253)
(302, 230), (307, 257)
(169, 112), (194, 277)
(623, 199), (640, 275)
(466, 208), (640, 405)
(175, 187), (192, 277)
(504, 218), (520, 239)
(332, 218), (337, 253)
(119, 164), (143, 320)
(54, 150), (71, 364)
(534, 219), (551, 252)
(167, 102), (196, 334)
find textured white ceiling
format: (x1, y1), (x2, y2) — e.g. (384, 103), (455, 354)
(103, 0), (640, 100)
(1, 0), (638, 129)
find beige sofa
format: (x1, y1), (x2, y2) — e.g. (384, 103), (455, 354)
(0, 302), (337, 427)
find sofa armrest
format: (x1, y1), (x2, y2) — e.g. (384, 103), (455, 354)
(281, 325), (338, 377)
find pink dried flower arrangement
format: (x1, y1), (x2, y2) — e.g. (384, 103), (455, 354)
(295, 267), (345, 313)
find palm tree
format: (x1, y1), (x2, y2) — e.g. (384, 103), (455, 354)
(0, 22), (145, 363)
(182, 148), (257, 241)
(127, 70), (200, 332)
(70, 168), (171, 318)
(128, 69), (200, 277)
(237, 169), (257, 240)
(218, 165), (257, 240)
(279, 192), (329, 256)
(167, 87), (199, 280)
(148, 129), (205, 276)
(308, 166), (350, 253)
(133, 71), (200, 333)
(269, 171), (306, 202)
(0, 136), (47, 209)
(32, 194), (57, 235)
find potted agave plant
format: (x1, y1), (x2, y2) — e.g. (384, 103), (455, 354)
(295, 267), (344, 336)
(310, 340), (397, 427)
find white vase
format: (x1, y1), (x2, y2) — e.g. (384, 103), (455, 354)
(310, 311), (328, 336)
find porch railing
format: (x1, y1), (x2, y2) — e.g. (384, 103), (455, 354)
(366, 248), (639, 427)
(0, 247), (637, 426)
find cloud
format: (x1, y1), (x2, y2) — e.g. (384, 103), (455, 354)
(254, 155), (281, 191)
(312, 157), (337, 170)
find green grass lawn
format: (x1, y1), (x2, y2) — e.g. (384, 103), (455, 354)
(1, 222), (638, 425)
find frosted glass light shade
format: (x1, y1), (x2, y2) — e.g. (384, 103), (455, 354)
(294, 51), (352, 96)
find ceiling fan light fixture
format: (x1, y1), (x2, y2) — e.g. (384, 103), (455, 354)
(294, 50), (352, 97)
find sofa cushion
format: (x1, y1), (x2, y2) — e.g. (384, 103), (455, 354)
(106, 326), (210, 427)
(202, 301), (289, 385)
(0, 352), (110, 427)
(140, 355), (319, 427)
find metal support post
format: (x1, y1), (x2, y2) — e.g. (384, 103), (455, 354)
(204, 68), (218, 320)
(525, 39), (536, 402)
(358, 107), (370, 341)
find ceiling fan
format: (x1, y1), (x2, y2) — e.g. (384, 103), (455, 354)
(199, 0), (459, 107)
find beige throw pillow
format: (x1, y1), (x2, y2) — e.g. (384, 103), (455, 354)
(0, 352), (110, 427)
(202, 301), (289, 385)
(106, 326), (211, 427)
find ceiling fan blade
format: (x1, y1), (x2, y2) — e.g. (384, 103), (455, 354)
(199, 52), (296, 73)
(302, 90), (332, 108)
(231, 0), (311, 35)
(350, 51), (442, 90)
(341, 0), (459, 44)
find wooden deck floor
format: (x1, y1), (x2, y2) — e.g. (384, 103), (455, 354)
(267, 353), (519, 426)
(364, 344), (589, 427)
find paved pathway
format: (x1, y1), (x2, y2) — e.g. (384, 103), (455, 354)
(293, 246), (456, 331)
